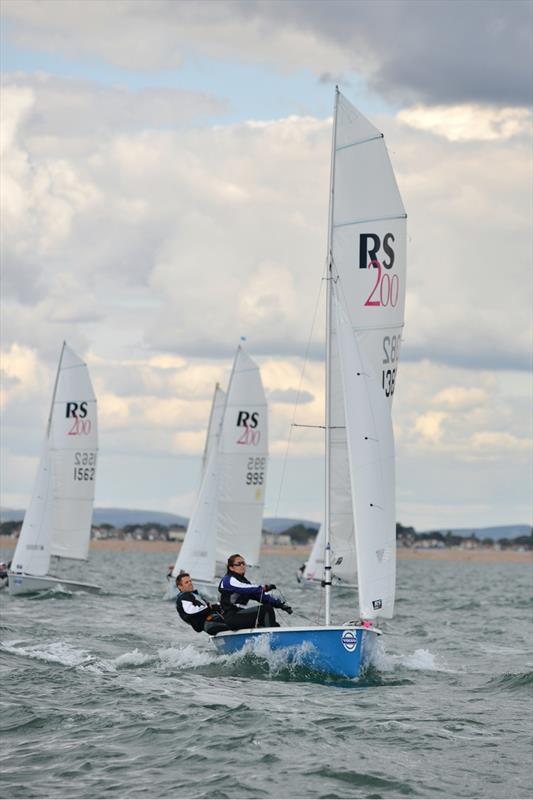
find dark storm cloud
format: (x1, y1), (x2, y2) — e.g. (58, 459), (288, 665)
(249, 0), (532, 107)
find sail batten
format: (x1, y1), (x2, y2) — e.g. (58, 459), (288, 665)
(336, 132), (384, 151)
(333, 213), (407, 229)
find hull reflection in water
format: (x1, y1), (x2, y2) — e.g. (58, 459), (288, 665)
(212, 625), (377, 678)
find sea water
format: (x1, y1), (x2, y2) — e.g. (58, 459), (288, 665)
(0, 551), (531, 799)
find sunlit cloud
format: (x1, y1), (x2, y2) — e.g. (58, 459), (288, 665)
(432, 386), (488, 409)
(398, 104), (530, 142)
(413, 411), (448, 444)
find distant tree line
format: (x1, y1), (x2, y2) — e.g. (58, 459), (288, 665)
(1, 519), (531, 549)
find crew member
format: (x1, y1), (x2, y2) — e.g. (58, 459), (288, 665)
(175, 571), (228, 635)
(218, 553), (293, 630)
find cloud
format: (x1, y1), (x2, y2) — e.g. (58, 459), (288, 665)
(0, 51), (530, 529)
(1, 73), (227, 140)
(268, 388), (314, 405)
(414, 411), (448, 443)
(432, 387), (488, 409)
(398, 104), (531, 143)
(3, 0), (530, 107)
(2, 77), (529, 374)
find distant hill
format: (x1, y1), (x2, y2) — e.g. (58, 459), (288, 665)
(421, 525), (531, 540)
(263, 517), (320, 534)
(0, 507), (528, 540)
(92, 508), (189, 528)
(0, 507), (188, 528)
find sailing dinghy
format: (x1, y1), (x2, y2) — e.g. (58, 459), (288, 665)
(8, 343), (101, 595)
(213, 89), (407, 678)
(171, 345), (268, 592)
(297, 525), (356, 589)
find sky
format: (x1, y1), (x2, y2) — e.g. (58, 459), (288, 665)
(1, 0), (531, 531)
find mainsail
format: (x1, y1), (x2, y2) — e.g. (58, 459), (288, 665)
(327, 89), (406, 618)
(11, 343), (98, 575)
(215, 346), (268, 568)
(173, 345), (268, 581)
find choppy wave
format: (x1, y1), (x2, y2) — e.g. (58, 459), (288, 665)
(368, 638), (447, 673)
(483, 670), (533, 691)
(1, 551), (532, 800)
(2, 639), (94, 667)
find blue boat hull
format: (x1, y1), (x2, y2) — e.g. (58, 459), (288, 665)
(212, 625), (375, 678)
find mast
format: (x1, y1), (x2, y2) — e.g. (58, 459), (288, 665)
(324, 86), (340, 626)
(46, 341), (66, 438)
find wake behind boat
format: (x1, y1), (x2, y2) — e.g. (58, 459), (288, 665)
(8, 342), (101, 595)
(212, 88), (407, 679)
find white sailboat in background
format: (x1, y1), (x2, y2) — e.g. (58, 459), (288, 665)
(8, 343), (101, 595)
(213, 88), (407, 678)
(171, 345), (268, 590)
(297, 525), (356, 588)
(200, 382), (226, 483)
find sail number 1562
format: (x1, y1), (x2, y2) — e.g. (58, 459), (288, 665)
(73, 451), (96, 481)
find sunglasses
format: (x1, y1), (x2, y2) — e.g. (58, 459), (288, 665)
(231, 561), (246, 567)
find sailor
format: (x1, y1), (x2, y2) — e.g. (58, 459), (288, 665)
(218, 553), (293, 630)
(175, 571), (228, 635)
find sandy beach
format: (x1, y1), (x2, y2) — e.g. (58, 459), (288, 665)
(0, 536), (530, 563)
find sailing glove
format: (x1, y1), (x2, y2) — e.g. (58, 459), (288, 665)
(264, 584), (276, 591)
(280, 604), (293, 614)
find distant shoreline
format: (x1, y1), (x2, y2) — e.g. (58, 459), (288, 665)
(0, 536), (530, 563)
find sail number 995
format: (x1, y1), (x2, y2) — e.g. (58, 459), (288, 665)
(246, 456), (265, 486)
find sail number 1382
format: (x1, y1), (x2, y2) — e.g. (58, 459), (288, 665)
(382, 335), (401, 398)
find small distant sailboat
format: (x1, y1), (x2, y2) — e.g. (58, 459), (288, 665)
(171, 345), (268, 590)
(297, 525), (356, 588)
(8, 343), (101, 594)
(213, 88), (407, 678)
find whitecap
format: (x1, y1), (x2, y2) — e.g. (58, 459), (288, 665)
(111, 648), (155, 668)
(1, 639), (92, 667)
(368, 638), (447, 672)
(158, 643), (219, 669)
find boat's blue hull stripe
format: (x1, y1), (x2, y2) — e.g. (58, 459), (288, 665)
(212, 626), (370, 678)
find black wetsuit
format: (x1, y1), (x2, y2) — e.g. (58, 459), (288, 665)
(176, 590), (228, 635)
(218, 572), (281, 629)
